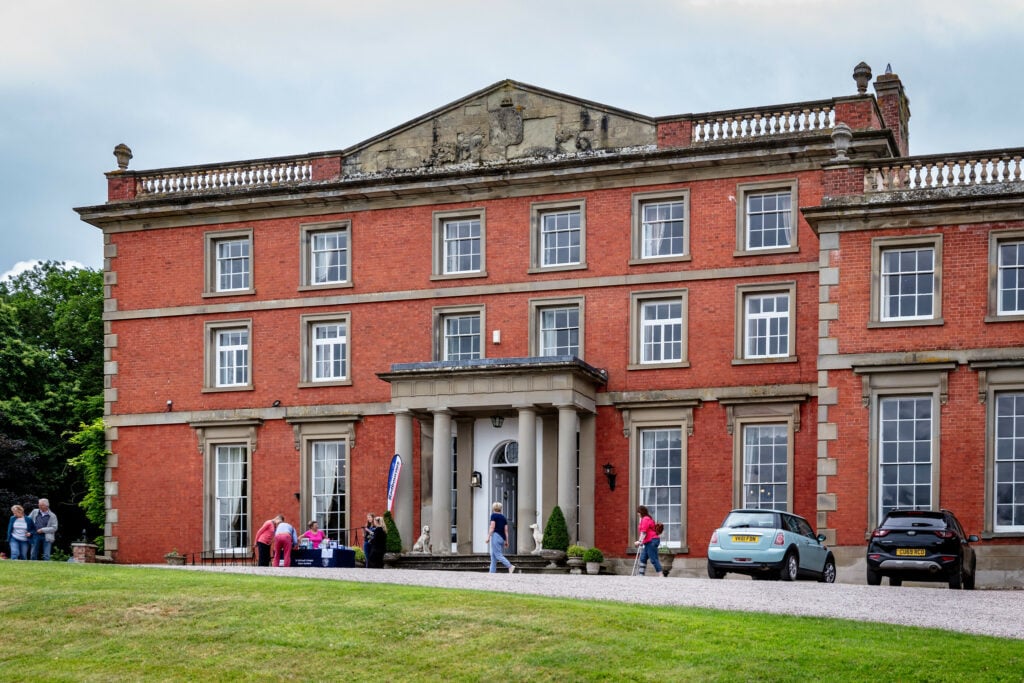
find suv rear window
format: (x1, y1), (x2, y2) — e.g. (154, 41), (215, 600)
(881, 513), (946, 530)
(723, 512), (777, 529)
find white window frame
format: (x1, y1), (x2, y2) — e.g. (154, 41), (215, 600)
(192, 419), (259, 557)
(309, 439), (348, 543)
(300, 221), (351, 290)
(529, 199), (586, 272)
(622, 403), (695, 552)
(203, 319), (252, 391)
(857, 363), (951, 533)
(204, 230), (254, 297)
(988, 230), (1024, 320)
(300, 312), (352, 387)
(629, 290), (688, 369)
(740, 422), (790, 511)
(723, 399), (801, 513)
(630, 190), (690, 263)
(433, 305), (484, 362)
(528, 296), (584, 358)
(870, 235), (943, 327)
(432, 209), (486, 279)
(735, 180), (798, 256)
(734, 282), (797, 364)
(974, 362), (1024, 536)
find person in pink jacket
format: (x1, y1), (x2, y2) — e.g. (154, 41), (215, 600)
(254, 515), (282, 567)
(634, 505), (667, 577)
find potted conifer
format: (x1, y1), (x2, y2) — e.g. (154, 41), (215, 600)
(383, 511), (403, 567)
(540, 506), (569, 567)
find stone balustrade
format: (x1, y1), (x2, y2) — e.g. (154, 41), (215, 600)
(864, 150), (1024, 192)
(136, 158), (314, 196)
(690, 100), (835, 143)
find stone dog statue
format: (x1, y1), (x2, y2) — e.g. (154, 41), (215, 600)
(412, 525), (431, 554)
(529, 523), (543, 555)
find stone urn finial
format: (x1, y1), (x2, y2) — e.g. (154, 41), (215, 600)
(830, 123), (853, 161)
(113, 143), (133, 170)
(853, 62), (872, 94)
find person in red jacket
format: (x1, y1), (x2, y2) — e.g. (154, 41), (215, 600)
(634, 505), (666, 577)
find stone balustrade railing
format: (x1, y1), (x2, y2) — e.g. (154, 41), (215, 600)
(690, 100), (835, 143)
(864, 150), (1024, 193)
(136, 157), (314, 196)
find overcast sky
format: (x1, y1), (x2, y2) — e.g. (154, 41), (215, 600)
(2, 0), (1022, 280)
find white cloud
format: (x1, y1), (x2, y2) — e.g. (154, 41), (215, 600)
(1, 259), (87, 283)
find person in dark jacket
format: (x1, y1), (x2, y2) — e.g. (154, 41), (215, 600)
(367, 515), (387, 568)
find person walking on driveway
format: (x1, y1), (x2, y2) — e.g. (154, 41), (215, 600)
(634, 505), (665, 577)
(487, 502), (515, 574)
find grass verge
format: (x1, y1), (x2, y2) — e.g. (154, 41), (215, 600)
(0, 563), (1020, 681)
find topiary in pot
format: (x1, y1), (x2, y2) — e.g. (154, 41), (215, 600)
(542, 506), (569, 552)
(583, 547), (604, 575)
(567, 544), (586, 558)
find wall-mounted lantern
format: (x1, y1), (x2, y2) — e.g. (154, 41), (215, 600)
(490, 415), (504, 428)
(602, 463), (617, 491)
(470, 471), (483, 488)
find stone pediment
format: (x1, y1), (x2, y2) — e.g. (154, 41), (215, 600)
(342, 80), (656, 176)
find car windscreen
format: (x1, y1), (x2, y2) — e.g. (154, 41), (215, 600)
(723, 512), (777, 529)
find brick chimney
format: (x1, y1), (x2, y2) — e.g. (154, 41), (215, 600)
(873, 65), (910, 156)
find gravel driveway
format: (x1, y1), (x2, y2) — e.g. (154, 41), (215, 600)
(168, 565), (1024, 640)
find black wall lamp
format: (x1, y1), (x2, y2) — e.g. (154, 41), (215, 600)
(470, 471), (483, 488)
(294, 492), (301, 501)
(602, 463), (617, 491)
(490, 415), (504, 428)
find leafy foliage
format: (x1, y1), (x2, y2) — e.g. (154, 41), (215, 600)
(583, 547), (604, 563)
(541, 505), (569, 551)
(68, 418), (109, 529)
(383, 510), (403, 553)
(0, 262), (104, 548)
(567, 544), (586, 558)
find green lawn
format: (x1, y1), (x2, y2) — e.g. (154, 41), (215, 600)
(0, 563), (1019, 682)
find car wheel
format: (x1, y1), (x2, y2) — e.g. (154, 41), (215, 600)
(819, 556), (836, 584)
(964, 560), (976, 590)
(779, 551), (798, 581)
(948, 562), (963, 589)
(707, 563), (725, 580)
(866, 567), (882, 586)
(889, 577), (902, 587)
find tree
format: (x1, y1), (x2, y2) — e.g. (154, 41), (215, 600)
(0, 262), (104, 550)
(383, 511), (403, 553)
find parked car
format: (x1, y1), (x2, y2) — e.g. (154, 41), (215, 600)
(707, 509), (836, 582)
(866, 509), (978, 589)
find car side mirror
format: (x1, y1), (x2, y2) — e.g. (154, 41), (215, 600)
(817, 534), (827, 543)
(967, 535), (980, 542)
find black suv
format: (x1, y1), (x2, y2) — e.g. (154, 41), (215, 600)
(866, 509), (979, 589)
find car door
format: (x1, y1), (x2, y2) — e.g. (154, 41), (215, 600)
(790, 515), (827, 574)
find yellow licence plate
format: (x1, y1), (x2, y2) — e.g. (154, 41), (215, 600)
(731, 535), (759, 543)
(895, 548), (926, 557)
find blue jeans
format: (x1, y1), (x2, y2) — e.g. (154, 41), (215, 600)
(638, 537), (662, 575)
(32, 535), (52, 561)
(489, 534), (512, 572)
(10, 538), (31, 560)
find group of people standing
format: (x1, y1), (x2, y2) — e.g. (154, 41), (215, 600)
(253, 515), (329, 567)
(5, 499), (58, 561)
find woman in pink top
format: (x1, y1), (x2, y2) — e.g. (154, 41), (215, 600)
(634, 505), (666, 577)
(301, 521), (326, 549)
(254, 515), (282, 567)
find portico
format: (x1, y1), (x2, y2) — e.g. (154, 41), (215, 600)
(378, 357), (607, 555)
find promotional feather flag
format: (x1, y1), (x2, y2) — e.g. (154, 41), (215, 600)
(386, 454), (402, 512)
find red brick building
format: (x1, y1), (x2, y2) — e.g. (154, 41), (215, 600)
(77, 63), (1024, 584)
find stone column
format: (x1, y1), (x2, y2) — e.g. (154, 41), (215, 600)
(516, 405), (538, 554)
(556, 404), (579, 542)
(577, 412), (596, 547)
(431, 409), (453, 556)
(393, 410), (415, 551)
(454, 418), (474, 554)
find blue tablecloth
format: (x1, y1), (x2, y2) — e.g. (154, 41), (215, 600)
(290, 547), (356, 568)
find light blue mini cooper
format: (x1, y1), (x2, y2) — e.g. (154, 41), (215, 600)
(707, 509), (836, 582)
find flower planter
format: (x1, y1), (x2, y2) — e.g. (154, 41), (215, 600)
(566, 557), (585, 575)
(586, 561), (601, 575)
(164, 553), (186, 566)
